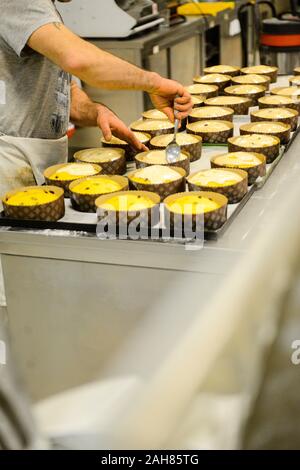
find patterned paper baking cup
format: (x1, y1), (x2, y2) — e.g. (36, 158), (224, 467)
(188, 106), (234, 123)
(74, 148), (127, 175)
(44, 163), (102, 197)
(3, 186), (65, 221)
(185, 84), (219, 99)
(224, 84), (266, 106)
(187, 169), (248, 204)
(211, 152), (266, 185)
(130, 119), (175, 138)
(231, 74), (270, 90)
(128, 166), (186, 200)
(204, 96), (252, 115)
(250, 108), (299, 132)
(191, 95), (206, 108)
(69, 175), (129, 213)
(193, 75), (232, 94)
(135, 150), (190, 175)
(96, 190), (161, 228)
(240, 122), (291, 144)
(240, 66), (278, 83)
(186, 120), (234, 144)
(258, 97), (300, 114)
(288, 76), (300, 87)
(101, 132), (151, 162)
(142, 109), (169, 121)
(228, 136), (280, 163)
(164, 191), (228, 231)
(150, 133), (202, 162)
(271, 87), (300, 100)
(203, 65), (240, 77)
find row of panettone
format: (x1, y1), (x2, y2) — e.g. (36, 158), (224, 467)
(3, 65), (299, 232)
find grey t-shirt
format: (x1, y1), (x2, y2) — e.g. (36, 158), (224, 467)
(0, 0), (71, 140)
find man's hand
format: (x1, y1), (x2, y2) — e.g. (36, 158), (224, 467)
(96, 105), (148, 152)
(149, 75), (193, 122)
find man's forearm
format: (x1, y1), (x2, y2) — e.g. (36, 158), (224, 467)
(28, 24), (160, 92)
(70, 81), (99, 127)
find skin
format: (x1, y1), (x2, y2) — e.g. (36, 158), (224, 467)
(28, 22), (192, 149)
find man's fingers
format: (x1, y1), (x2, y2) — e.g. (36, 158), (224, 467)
(175, 93), (192, 105)
(99, 118), (112, 141)
(174, 102), (192, 112)
(161, 107), (175, 122)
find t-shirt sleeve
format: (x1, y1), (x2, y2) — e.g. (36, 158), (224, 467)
(0, 0), (62, 57)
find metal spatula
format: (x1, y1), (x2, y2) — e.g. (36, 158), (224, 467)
(166, 117), (180, 164)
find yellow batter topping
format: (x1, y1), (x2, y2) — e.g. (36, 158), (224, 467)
(272, 87), (300, 97)
(233, 74), (269, 84)
(75, 148), (123, 163)
(49, 163), (99, 181)
(241, 65), (277, 74)
(205, 96), (249, 105)
(137, 150), (186, 165)
(230, 134), (278, 147)
(100, 194), (156, 212)
(242, 122), (288, 133)
(130, 119), (174, 132)
(142, 109), (169, 120)
(131, 165), (181, 185)
(6, 187), (59, 206)
(252, 108), (296, 119)
(151, 133), (200, 147)
(185, 84), (218, 95)
(213, 152), (262, 168)
(187, 120), (231, 132)
(259, 95), (296, 105)
(101, 131), (150, 145)
(226, 84), (265, 94)
(204, 65), (239, 74)
(189, 106), (233, 118)
(189, 169), (242, 187)
(194, 73), (231, 83)
(72, 177), (123, 195)
(167, 195), (220, 215)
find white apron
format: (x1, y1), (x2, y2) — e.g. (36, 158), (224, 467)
(0, 134), (68, 306)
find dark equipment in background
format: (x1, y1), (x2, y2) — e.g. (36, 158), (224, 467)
(238, 0), (300, 73)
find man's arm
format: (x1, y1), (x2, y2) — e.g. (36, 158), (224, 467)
(70, 82), (148, 151)
(28, 23), (192, 122)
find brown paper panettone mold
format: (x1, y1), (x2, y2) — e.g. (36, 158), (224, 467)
(228, 135), (280, 163)
(130, 119), (174, 138)
(96, 190), (161, 228)
(250, 107), (298, 131)
(164, 191), (228, 231)
(187, 168), (248, 204)
(101, 132), (151, 162)
(188, 106), (234, 123)
(240, 66), (278, 83)
(3, 186), (65, 221)
(74, 148), (127, 175)
(135, 150), (190, 175)
(224, 84), (266, 106)
(204, 96), (252, 115)
(203, 65), (240, 77)
(239, 121), (291, 144)
(185, 84), (218, 99)
(210, 152), (266, 185)
(44, 163), (102, 197)
(193, 74), (232, 94)
(150, 133), (202, 162)
(258, 96), (300, 114)
(69, 175), (129, 213)
(186, 120), (234, 144)
(127, 166), (186, 200)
